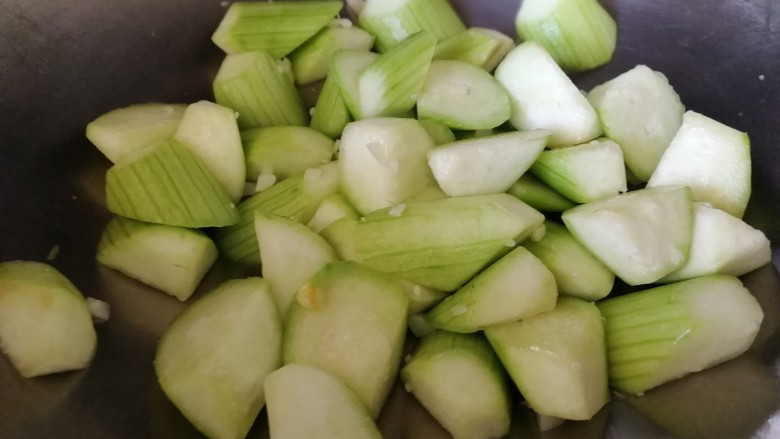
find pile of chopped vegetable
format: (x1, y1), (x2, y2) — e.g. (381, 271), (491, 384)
(0, 1), (772, 439)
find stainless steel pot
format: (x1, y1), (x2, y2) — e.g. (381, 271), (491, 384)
(1, 0), (778, 437)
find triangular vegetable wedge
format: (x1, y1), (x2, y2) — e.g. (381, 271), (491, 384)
(401, 331), (511, 439)
(212, 1), (343, 57)
(486, 297), (610, 420)
(417, 60), (511, 130)
(352, 194), (545, 291)
(213, 51), (307, 129)
(105, 139), (239, 228)
(661, 203), (771, 282)
(523, 221), (614, 301)
(339, 118), (435, 214)
(648, 111), (751, 217)
(358, 31), (436, 118)
(428, 131), (550, 197)
(283, 262), (408, 418)
(265, 364), (382, 439)
(215, 162), (339, 264)
(427, 247), (558, 332)
(587, 65), (685, 181)
(255, 213), (337, 317)
(174, 100), (245, 201)
(311, 73), (353, 139)
(86, 103), (186, 164)
(331, 50), (379, 120)
(0, 262), (96, 378)
(97, 217), (218, 301)
(290, 24), (375, 85)
(598, 275), (763, 395)
(358, 0), (465, 52)
(155, 278), (282, 439)
(530, 138), (627, 203)
(562, 186), (693, 286)
(495, 42), (601, 147)
(516, 0), (617, 71)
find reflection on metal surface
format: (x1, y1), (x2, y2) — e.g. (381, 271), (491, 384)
(0, 361), (86, 437)
(753, 357), (780, 439)
(628, 355), (780, 439)
(742, 264), (780, 360)
(606, 398), (672, 439)
(754, 412), (780, 439)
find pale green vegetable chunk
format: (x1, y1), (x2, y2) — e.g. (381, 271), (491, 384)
(428, 131), (550, 197)
(351, 194), (545, 291)
(562, 186), (693, 286)
(174, 100), (245, 201)
(598, 275), (763, 395)
(290, 24), (375, 85)
(427, 247), (558, 332)
(530, 138), (627, 203)
(283, 262), (408, 418)
(213, 51), (307, 129)
(154, 278), (282, 439)
(310, 73), (353, 139)
(97, 217), (218, 301)
(434, 27), (515, 72)
(339, 118), (436, 214)
(358, 32), (437, 118)
(401, 331), (511, 439)
(255, 213), (337, 317)
(86, 103), (186, 164)
(105, 139), (239, 228)
(661, 203), (771, 282)
(242, 126), (334, 181)
(486, 297), (610, 420)
(648, 111), (752, 218)
(0, 261), (97, 378)
(358, 0), (465, 52)
(330, 50), (380, 120)
(265, 364), (382, 439)
(212, 1), (343, 57)
(516, 0), (617, 71)
(495, 42), (601, 147)
(588, 65), (685, 181)
(524, 221), (614, 301)
(417, 60), (511, 130)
